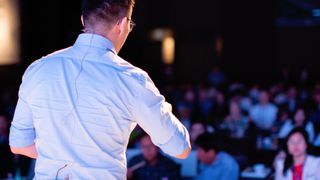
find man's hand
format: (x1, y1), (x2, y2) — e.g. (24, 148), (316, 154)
(175, 147), (191, 159)
(10, 144), (38, 159)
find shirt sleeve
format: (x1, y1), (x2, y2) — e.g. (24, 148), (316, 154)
(131, 75), (191, 157)
(9, 96), (35, 147)
(9, 60), (45, 148)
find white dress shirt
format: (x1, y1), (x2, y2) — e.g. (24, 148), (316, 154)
(9, 33), (190, 179)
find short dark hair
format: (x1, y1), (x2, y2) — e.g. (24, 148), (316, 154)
(195, 132), (221, 152)
(81, 0), (135, 27)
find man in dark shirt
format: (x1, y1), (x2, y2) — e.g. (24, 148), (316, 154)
(128, 134), (180, 180)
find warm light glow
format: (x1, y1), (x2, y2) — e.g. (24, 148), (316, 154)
(151, 28), (175, 65)
(0, 0), (20, 65)
(162, 36), (175, 65)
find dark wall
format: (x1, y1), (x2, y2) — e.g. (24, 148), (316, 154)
(2, 0), (320, 89)
(276, 27), (320, 81)
(20, 0), (82, 66)
(221, 0), (276, 84)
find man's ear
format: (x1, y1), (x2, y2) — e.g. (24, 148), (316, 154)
(81, 15), (85, 27)
(116, 17), (127, 35)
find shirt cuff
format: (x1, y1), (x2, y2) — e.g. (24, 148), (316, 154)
(9, 125), (35, 147)
(158, 125), (191, 157)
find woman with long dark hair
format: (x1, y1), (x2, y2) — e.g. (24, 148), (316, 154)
(275, 127), (320, 180)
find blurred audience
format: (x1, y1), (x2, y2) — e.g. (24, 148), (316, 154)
(2, 66), (320, 179)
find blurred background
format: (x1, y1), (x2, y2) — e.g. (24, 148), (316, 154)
(0, 0), (320, 179)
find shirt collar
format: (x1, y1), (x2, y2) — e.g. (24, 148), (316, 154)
(74, 33), (117, 54)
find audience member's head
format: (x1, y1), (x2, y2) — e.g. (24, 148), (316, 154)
(293, 108), (307, 126)
(195, 132), (221, 165)
(139, 133), (159, 165)
(259, 90), (270, 105)
(287, 86), (297, 99)
(283, 127), (309, 175)
(229, 101), (242, 118)
(190, 121), (206, 144)
(313, 89), (320, 104)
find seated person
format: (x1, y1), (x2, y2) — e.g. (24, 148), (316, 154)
(278, 108), (315, 142)
(194, 132), (239, 180)
(274, 127), (320, 180)
(127, 133), (180, 180)
(220, 101), (249, 139)
(249, 90), (278, 131)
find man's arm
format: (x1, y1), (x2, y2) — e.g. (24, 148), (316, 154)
(11, 144), (38, 159)
(132, 75), (191, 159)
(9, 97), (36, 158)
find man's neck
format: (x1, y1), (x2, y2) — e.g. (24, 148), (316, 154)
(84, 26), (118, 53)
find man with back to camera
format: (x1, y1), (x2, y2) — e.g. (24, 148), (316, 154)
(9, 0), (191, 179)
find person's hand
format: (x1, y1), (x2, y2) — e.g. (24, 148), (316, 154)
(273, 150), (286, 168)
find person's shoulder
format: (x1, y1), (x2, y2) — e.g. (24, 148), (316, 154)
(23, 47), (72, 77)
(33, 47), (73, 67)
(307, 155), (320, 164)
(113, 55), (148, 78)
(44, 47), (73, 59)
(250, 104), (260, 112)
(305, 155), (320, 173)
(113, 56), (159, 93)
(27, 47), (72, 69)
(218, 152), (237, 165)
(306, 121), (314, 127)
